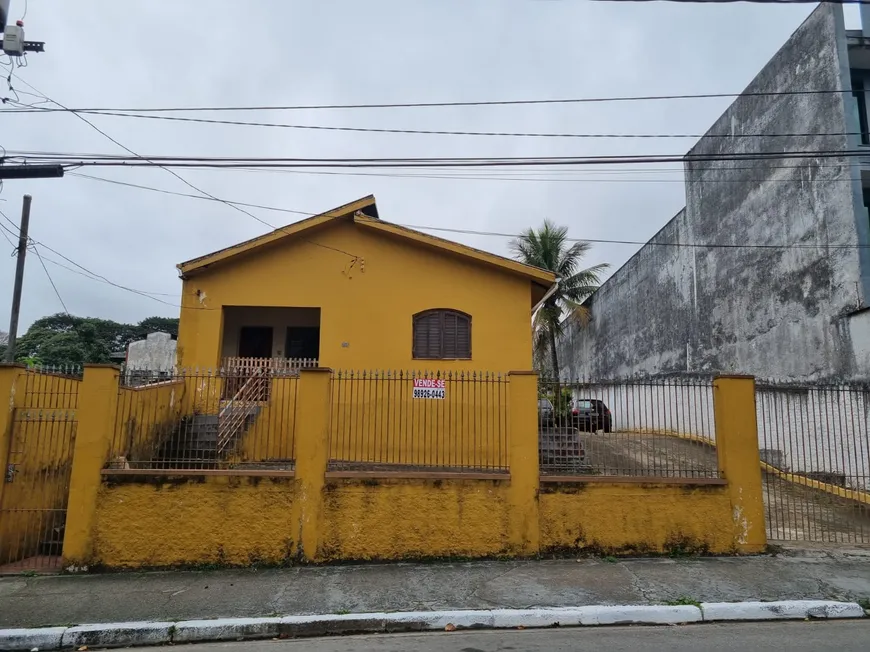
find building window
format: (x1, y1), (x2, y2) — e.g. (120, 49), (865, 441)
(853, 75), (869, 146)
(412, 309), (471, 359)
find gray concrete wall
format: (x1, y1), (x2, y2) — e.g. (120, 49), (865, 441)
(560, 4), (868, 382)
(126, 332), (177, 373)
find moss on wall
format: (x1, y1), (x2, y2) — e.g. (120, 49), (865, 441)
(539, 483), (736, 555)
(93, 476), (297, 568)
(318, 478), (512, 560)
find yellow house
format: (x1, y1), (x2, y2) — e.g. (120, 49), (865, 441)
(175, 195), (556, 373)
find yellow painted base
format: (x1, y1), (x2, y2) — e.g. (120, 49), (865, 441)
(89, 475), (753, 569)
(540, 483), (737, 555)
(319, 479), (511, 560)
(93, 477), (298, 568)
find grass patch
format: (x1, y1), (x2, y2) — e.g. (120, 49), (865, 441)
(666, 596), (702, 609)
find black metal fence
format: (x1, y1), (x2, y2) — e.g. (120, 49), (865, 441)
(329, 370), (510, 473)
(537, 377), (719, 478)
(757, 381), (870, 543)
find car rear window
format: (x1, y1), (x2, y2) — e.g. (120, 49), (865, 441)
(538, 399), (552, 407)
(576, 400), (594, 409)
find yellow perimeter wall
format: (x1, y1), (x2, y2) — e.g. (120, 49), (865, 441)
(90, 477), (746, 568)
(51, 371), (766, 569)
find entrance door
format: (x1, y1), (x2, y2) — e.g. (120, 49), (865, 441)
(238, 326), (274, 358)
(286, 327), (320, 360)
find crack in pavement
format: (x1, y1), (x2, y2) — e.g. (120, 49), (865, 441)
(619, 562), (655, 604)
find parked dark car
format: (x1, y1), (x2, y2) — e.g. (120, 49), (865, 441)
(571, 399), (612, 433)
(538, 398), (554, 426)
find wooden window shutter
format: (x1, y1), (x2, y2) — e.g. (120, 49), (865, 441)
(413, 310), (471, 359)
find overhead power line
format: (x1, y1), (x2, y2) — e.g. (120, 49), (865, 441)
(0, 88), (860, 114)
(0, 207), (183, 307)
(390, 222), (870, 251)
(5, 73), (360, 262)
(3, 104), (867, 140)
(33, 245), (71, 316)
(54, 174), (870, 252)
(26, 148), (870, 169)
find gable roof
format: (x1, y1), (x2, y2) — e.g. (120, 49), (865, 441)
(177, 195), (556, 289)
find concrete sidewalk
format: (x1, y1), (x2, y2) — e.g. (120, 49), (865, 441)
(2, 546), (870, 629)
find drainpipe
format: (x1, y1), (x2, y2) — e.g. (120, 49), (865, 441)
(863, 3), (870, 38)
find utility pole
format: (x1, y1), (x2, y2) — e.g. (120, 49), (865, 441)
(4, 194), (30, 363)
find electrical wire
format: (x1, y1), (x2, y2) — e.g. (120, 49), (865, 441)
(0, 207), (186, 306)
(34, 148), (870, 169)
(5, 105), (868, 140)
(33, 245), (71, 316)
(387, 222), (870, 250)
(5, 75), (361, 261)
(43, 174), (870, 251)
(0, 88), (862, 114)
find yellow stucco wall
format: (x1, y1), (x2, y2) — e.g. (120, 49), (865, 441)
(318, 479), (511, 560)
(539, 483), (738, 555)
(89, 477), (747, 568)
(93, 477), (298, 568)
(176, 220), (534, 372)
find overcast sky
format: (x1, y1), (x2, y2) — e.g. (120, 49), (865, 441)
(0, 0), (861, 331)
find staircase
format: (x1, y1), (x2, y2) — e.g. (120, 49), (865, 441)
(154, 369), (268, 467)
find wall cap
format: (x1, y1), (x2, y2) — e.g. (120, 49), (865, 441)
(0, 363), (26, 369)
(713, 375), (756, 380)
(508, 371), (538, 376)
(300, 367), (333, 373)
(83, 364), (122, 370)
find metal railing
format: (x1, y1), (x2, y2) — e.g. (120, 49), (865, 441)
(329, 370), (509, 473)
(108, 368), (298, 471)
(0, 366), (80, 573)
(220, 357), (317, 399)
(757, 381), (870, 543)
(538, 377), (718, 478)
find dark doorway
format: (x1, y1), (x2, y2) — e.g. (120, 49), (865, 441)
(286, 327), (320, 360)
(238, 326), (273, 358)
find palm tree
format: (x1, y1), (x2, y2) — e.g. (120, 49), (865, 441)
(510, 220), (608, 381)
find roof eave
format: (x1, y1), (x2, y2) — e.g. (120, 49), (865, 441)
(353, 216), (556, 286)
(177, 195), (377, 276)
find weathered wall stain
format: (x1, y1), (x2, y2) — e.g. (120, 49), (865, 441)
(559, 5), (870, 383)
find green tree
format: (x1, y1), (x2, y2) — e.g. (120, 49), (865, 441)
(510, 220), (608, 380)
(1, 314), (179, 367)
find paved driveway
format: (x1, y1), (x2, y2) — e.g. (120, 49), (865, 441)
(557, 431), (870, 544)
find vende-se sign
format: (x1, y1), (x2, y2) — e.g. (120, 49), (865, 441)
(413, 378), (446, 400)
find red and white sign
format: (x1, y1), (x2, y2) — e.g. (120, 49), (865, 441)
(413, 378), (446, 399)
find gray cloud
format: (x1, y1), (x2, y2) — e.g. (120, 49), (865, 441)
(0, 0), (844, 331)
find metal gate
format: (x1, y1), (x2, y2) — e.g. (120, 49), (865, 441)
(757, 382), (870, 544)
(0, 368), (80, 572)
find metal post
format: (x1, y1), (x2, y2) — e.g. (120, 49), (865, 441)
(5, 194), (31, 363)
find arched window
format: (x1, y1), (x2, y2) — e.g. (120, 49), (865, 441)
(412, 309), (471, 359)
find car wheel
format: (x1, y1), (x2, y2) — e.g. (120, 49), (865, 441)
(603, 419), (612, 433)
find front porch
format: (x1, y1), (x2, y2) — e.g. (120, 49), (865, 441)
(220, 306), (321, 397)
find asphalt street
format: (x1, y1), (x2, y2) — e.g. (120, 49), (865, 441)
(122, 621), (870, 652)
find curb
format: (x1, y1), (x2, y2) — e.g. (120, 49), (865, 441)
(0, 601), (864, 650)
